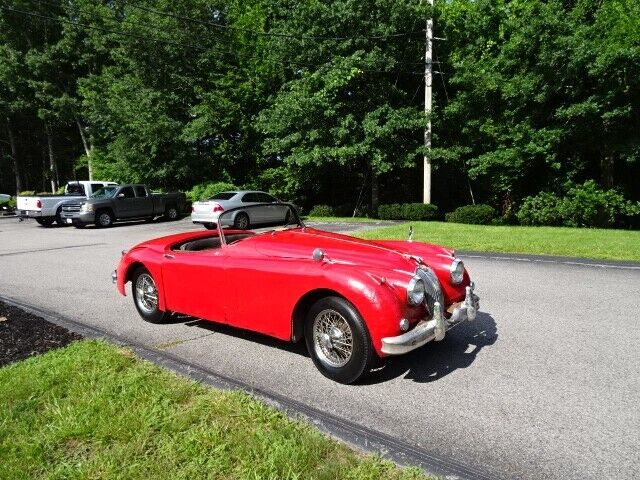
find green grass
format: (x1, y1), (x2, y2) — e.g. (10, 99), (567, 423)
(356, 221), (640, 261)
(0, 340), (428, 480)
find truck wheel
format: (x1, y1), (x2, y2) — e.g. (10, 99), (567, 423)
(54, 208), (65, 226)
(165, 205), (179, 221)
(36, 217), (55, 227)
(131, 266), (170, 323)
(95, 210), (114, 228)
(234, 212), (250, 230)
(304, 296), (374, 384)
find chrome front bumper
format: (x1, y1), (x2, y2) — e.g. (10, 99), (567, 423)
(381, 283), (480, 355)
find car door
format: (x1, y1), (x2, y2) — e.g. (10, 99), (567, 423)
(240, 192), (265, 224)
(161, 248), (228, 322)
(133, 185), (153, 217)
(257, 193), (285, 222)
(115, 186), (137, 217)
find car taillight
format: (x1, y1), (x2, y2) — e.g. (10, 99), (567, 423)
(212, 203), (224, 213)
(36, 199), (42, 209)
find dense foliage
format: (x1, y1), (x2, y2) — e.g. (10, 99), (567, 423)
(1, 0), (638, 226)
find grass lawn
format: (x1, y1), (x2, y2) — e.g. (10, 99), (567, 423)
(0, 340), (427, 480)
(355, 221), (640, 262)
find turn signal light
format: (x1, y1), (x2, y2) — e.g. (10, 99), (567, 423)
(36, 199), (42, 209)
(212, 203), (224, 213)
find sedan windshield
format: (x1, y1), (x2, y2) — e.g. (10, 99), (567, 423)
(208, 192), (237, 201)
(217, 203), (303, 245)
(90, 186), (119, 198)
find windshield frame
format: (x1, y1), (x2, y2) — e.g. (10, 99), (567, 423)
(216, 203), (304, 247)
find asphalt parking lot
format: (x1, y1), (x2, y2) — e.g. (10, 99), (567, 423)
(1, 216), (639, 479)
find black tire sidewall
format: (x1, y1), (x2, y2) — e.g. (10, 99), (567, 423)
(165, 205), (179, 220)
(304, 296), (373, 384)
(131, 266), (169, 323)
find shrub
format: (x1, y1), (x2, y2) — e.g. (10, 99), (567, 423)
(378, 203), (438, 220)
(516, 192), (563, 226)
(308, 205), (335, 217)
(517, 181), (640, 227)
(377, 204), (402, 220)
(186, 182), (237, 202)
(18, 191), (35, 196)
(445, 204), (497, 225)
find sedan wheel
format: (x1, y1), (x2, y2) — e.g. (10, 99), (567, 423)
(131, 267), (170, 323)
(305, 296), (373, 384)
(234, 212), (249, 230)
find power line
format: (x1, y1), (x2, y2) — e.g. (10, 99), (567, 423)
(124, 1), (424, 42)
(0, 5), (209, 51)
(2, 5), (424, 76)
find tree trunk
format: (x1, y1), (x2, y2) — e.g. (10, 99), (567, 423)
(600, 154), (614, 188)
(76, 119), (93, 180)
(45, 124), (59, 192)
(6, 116), (22, 194)
(371, 169), (379, 214)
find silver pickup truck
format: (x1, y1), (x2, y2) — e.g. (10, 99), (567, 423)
(16, 181), (118, 226)
(60, 184), (186, 228)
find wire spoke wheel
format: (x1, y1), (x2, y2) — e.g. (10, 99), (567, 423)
(135, 273), (158, 314)
(312, 309), (354, 368)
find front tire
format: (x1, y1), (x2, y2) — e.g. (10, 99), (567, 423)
(36, 217), (55, 227)
(304, 296), (374, 384)
(95, 210), (114, 228)
(131, 267), (170, 323)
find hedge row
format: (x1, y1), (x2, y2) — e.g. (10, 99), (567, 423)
(378, 203), (438, 221)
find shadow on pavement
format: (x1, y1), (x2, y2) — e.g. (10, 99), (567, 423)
(363, 311), (498, 384)
(177, 311), (497, 385)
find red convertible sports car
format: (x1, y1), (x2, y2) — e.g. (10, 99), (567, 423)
(114, 203), (479, 384)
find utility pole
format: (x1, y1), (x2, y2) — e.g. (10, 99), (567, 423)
(423, 0), (433, 204)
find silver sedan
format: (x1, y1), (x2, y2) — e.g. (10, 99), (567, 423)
(191, 190), (289, 230)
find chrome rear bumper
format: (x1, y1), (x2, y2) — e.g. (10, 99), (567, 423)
(381, 283), (480, 355)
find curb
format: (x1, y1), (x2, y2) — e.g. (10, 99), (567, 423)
(457, 250), (640, 270)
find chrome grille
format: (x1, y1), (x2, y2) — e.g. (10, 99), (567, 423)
(62, 203), (82, 213)
(417, 267), (444, 317)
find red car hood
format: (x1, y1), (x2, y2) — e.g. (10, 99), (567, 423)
(250, 227), (448, 273)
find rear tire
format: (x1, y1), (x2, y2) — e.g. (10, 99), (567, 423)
(204, 222), (217, 230)
(95, 210), (114, 228)
(304, 296), (374, 384)
(234, 212), (250, 230)
(165, 205), (179, 221)
(131, 266), (170, 324)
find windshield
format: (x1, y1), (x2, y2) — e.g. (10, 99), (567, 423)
(90, 186), (119, 199)
(217, 203), (303, 245)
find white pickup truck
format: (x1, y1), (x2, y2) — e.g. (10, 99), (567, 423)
(17, 181), (117, 227)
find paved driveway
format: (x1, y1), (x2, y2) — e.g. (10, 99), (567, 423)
(1, 217), (638, 479)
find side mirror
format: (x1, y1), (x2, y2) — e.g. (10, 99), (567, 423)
(116, 193), (125, 199)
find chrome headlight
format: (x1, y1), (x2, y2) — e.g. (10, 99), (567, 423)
(407, 276), (426, 305)
(81, 203), (94, 213)
(450, 258), (465, 284)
